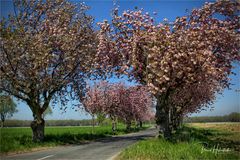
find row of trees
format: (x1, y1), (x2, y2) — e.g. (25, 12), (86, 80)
(3, 118), (154, 127)
(97, 1), (239, 138)
(4, 112), (239, 127)
(0, 0), (239, 141)
(83, 81), (154, 132)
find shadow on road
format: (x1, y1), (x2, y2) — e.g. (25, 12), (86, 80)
(96, 129), (156, 143)
(42, 127), (153, 145)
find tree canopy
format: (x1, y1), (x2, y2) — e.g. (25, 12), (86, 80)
(96, 0), (240, 138)
(83, 81), (154, 130)
(0, 0), (98, 142)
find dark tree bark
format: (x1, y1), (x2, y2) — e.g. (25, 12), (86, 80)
(91, 115), (95, 134)
(139, 121), (143, 128)
(171, 107), (178, 131)
(178, 116), (184, 129)
(126, 120), (131, 131)
(27, 100), (48, 142)
(31, 117), (45, 142)
(155, 93), (172, 139)
(111, 116), (117, 134)
(171, 108), (184, 131)
(1, 113), (5, 128)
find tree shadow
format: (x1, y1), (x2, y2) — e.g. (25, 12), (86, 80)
(96, 132), (155, 144)
(169, 126), (240, 152)
(15, 127), (149, 146)
(43, 133), (110, 145)
(42, 126), (151, 145)
(14, 133), (109, 146)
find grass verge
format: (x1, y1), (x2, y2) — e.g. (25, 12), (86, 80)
(117, 123), (240, 160)
(0, 124), (149, 154)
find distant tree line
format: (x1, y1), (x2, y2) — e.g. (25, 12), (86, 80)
(2, 118), (154, 127)
(184, 112), (240, 123)
(3, 119), (97, 127)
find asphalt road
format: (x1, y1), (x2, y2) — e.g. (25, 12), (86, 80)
(2, 128), (157, 160)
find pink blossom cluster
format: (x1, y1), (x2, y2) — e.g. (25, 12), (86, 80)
(82, 81), (154, 123)
(97, 0), (239, 116)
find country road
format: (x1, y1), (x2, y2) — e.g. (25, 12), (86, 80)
(2, 128), (157, 160)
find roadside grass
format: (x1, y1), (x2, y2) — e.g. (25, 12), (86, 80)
(185, 122), (240, 152)
(0, 124), (149, 154)
(117, 123), (240, 160)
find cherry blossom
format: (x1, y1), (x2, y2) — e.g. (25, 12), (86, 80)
(96, 1), (240, 138)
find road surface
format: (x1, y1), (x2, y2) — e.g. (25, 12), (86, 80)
(2, 128), (157, 160)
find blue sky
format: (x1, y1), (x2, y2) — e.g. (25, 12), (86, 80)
(1, 0), (239, 120)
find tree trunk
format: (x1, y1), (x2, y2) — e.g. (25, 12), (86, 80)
(155, 94), (171, 139)
(111, 117), (117, 134)
(92, 115), (95, 134)
(163, 108), (171, 138)
(178, 116), (184, 129)
(126, 120), (131, 131)
(172, 117), (178, 131)
(171, 107), (178, 131)
(1, 114), (5, 128)
(27, 100), (48, 142)
(112, 121), (116, 134)
(31, 117), (45, 142)
(1, 121), (4, 128)
(139, 121), (143, 128)
(172, 110), (184, 131)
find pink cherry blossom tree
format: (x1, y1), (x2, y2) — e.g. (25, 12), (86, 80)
(97, 1), (240, 138)
(124, 85), (154, 129)
(83, 81), (122, 133)
(83, 82), (154, 132)
(0, 0), (97, 142)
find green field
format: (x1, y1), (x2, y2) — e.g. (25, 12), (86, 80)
(0, 124), (148, 154)
(117, 123), (240, 160)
